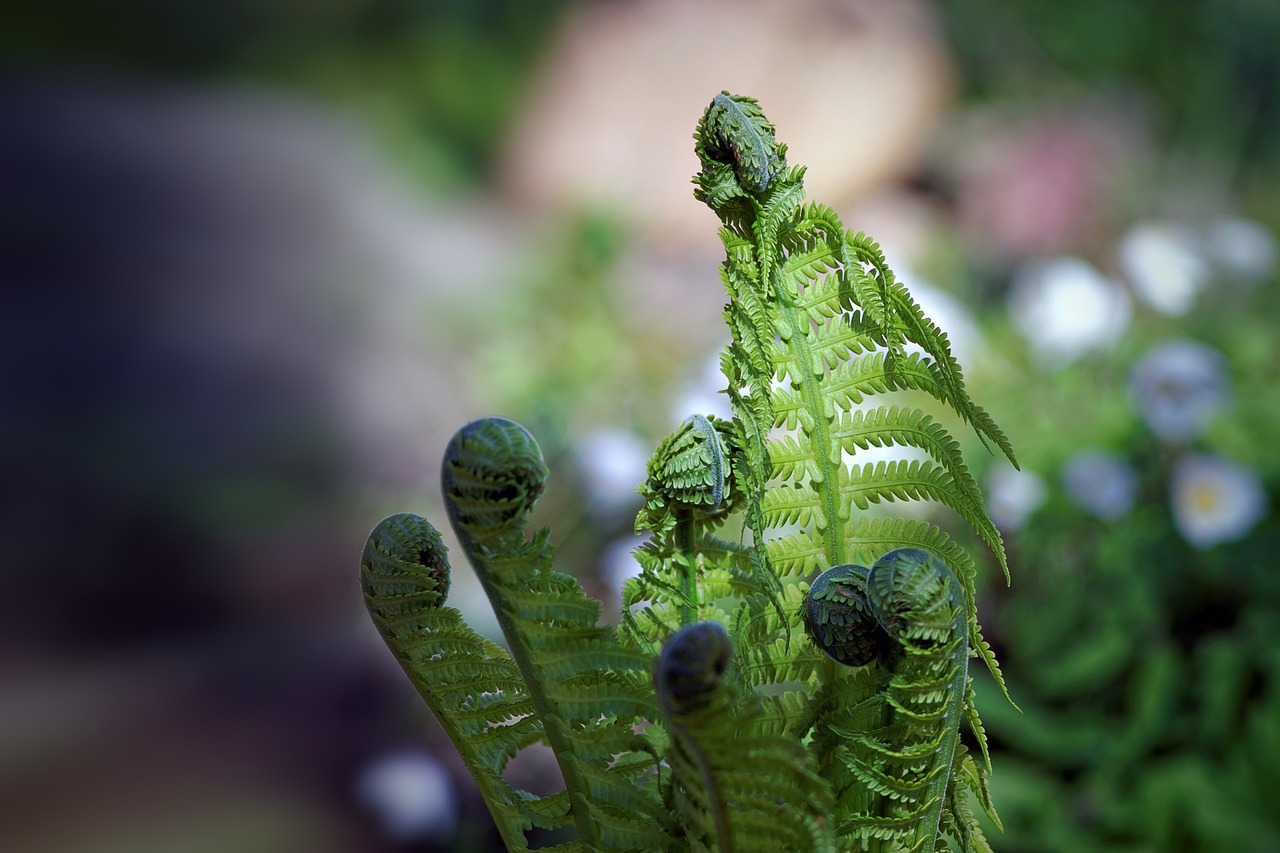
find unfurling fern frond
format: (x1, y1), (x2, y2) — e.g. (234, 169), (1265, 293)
(623, 414), (765, 653)
(361, 513), (561, 851)
(685, 91), (1014, 852)
(441, 418), (665, 851)
(655, 621), (837, 853)
(805, 549), (997, 852)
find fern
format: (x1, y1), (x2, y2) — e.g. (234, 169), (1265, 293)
(359, 92), (1017, 852)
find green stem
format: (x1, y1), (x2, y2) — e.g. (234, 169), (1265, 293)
(402, 662), (534, 852)
(769, 269), (845, 567)
(677, 509), (698, 626)
(477, 561), (602, 850)
(671, 724), (734, 853)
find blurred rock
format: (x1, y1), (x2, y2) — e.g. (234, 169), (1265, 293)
(0, 72), (516, 851)
(502, 0), (953, 247)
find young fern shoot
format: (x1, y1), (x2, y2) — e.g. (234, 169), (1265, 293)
(360, 92), (1017, 852)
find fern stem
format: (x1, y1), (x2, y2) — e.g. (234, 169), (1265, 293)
(768, 272), (846, 567)
(484, 567), (603, 850)
(686, 727), (735, 853)
(678, 509), (698, 626)
(441, 419), (605, 851)
(395, 662), (535, 852)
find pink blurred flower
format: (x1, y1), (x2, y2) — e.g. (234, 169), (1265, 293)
(955, 112), (1136, 259)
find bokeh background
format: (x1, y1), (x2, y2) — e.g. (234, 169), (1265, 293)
(3, 1), (1279, 850)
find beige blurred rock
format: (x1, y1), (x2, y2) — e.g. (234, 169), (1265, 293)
(502, 0), (953, 246)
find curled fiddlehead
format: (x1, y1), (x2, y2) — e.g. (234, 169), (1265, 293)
(362, 511), (451, 612)
(442, 416), (548, 545)
(801, 563), (890, 667)
(694, 91), (787, 196)
(655, 619), (734, 717)
(865, 547), (959, 652)
(635, 414), (740, 536)
(624, 415), (757, 650)
(655, 621), (836, 852)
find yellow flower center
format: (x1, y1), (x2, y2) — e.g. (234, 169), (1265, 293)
(1191, 482), (1221, 514)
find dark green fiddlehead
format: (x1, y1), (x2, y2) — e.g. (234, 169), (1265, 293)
(360, 513), (550, 850)
(802, 563), (890, 668)
(441, 417), (665, 851)
(804, 548), (999, 852)
(655, 621), (836, 853)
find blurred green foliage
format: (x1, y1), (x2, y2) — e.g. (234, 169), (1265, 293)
(960, 248), (1280, 850)
(2, 0), (571, 186)
(937, 0), (1280, 183)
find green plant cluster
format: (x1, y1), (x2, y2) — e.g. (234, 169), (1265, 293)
(360, 93), (1019, 852)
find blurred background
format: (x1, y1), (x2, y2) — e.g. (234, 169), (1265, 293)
(2, 0), (1279, 850)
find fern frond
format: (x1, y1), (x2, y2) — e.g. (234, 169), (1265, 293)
(361, 513), (564, 851)
(442, 418), (665, 851)
(837, 549), (971, 853)
(885, 280), (1018, 471)
(655, 622), (838, 852)
(364, 92), (1017, 852)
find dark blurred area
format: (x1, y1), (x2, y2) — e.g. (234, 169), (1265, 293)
(1, 2), (568, 850)
(2, 0), (1279, 851)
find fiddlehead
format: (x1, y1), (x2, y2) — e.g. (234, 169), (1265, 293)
(623, 415), (756, 652)
(655, 621), (836, 853)
(635, 414), (740, 536)
(360, 513), (557, 851)
(655, 620), (734, 718)
(442, 415), (548, 545)
(694, 92), (787, 196)
(442, 417), (665, 851)
(801, 563), (890, 668)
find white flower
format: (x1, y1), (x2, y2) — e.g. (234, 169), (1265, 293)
(986, 464), (1047, 531)
(577, 429), (649, 518)
(355, 751), (457, 841)
(1205, 217), (1277, 285)
(1170, 454), (1268, 548)
(1061, 449), (1138, 519)
(1128, 340), (1229, 444)
(1118, 221), (1210, 315)
(1008, 256), (1130, 366)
